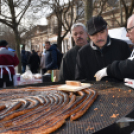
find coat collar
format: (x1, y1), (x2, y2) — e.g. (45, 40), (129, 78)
(90, 36), (111, 50)
(0, 47), (7, 51)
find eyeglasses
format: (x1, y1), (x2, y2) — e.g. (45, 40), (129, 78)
(126, 26), (134, 33)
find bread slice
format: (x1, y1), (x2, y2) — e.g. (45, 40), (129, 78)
(57, 81), (91, 92)
(66, 81), (81, 86)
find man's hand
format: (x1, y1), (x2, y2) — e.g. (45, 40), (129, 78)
(124, 78), (134, 89)
(94, 67), (107, 81)
(128, 57), (134, 61)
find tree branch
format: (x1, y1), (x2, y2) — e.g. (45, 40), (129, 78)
(0, 18), (13, 28)
(111, 10), (121, 27)
(97, 0), (108, 16)
(63, 0), (71, 30)
(128, 0), (134, 16)
(17, 0), (32, 25)
(121, 0), (128, 15)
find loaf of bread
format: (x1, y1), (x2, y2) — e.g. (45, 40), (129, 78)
(66, 81), (81, 86)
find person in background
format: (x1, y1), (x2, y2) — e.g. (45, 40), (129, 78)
(52, 44), (63, 69)
(7, 47), (18, 86)
(75, 16), (131, 82)
(25, 51), (31, 69)
(0, 40), (19, 88)
(94, 14), (134, 88)
(21, 49), (27, 73)
(28, 50), (40, 74)
(40, 53), (46, 75)
(38, 51), (42, 60)
(59, 23), (88, 82)
(37, 51), (43, 73)
(44, 41), (58, 72)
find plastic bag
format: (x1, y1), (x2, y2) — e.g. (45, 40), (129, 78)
(33, 74), (42, 79)
(20, 70), (33, 82)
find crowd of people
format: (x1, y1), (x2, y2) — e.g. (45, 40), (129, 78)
(1, 14), (134, 89)
(21, 49), (40, 74)
(21, 41), (63, 75)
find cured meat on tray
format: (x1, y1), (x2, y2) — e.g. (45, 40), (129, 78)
(0, 84), (97, 134)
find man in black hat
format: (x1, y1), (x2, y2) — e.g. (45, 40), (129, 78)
(0, 40), (19, 88)
(94, 14), (134, 86)
(75, 16), (131, 82)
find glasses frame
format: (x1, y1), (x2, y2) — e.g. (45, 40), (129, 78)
(126, 26), (134, 33)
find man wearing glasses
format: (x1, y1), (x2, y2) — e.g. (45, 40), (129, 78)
(94, 14), (134, 88)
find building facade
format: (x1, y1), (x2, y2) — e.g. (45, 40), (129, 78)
(24, 0), (133, 53)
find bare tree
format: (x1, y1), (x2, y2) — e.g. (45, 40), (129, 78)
(93, 0), (134, 28)
(82, 0), (109, 28)
(93, 0), (109, 16)
(0, 0), (32, 72)
(121, 0), (134, 27)
(40, 0), (84, 50)
(83, 0), (93, 24)
(0, 24), (16, 47)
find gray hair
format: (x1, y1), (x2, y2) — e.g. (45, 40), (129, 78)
(71, 23), (87, 33)
(127, 14), (134, 25)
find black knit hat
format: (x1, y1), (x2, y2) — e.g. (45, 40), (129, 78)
(87, 16), (107, 35)
(0, 40), (8, 47)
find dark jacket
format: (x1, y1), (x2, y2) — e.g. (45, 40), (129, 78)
(21, 50), (27, 65)
(29, 51), (40, 70)
(107, 48), (134, 79)
(45, 44), (58, 70)
(59, 45), (81, 81)
(75, 37), (131, 82)
(25, 51), (31, 65)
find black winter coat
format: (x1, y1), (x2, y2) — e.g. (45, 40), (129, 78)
(75, 38), (131, 82)
(21, 50), (27, 65)
(45, 45), (58, 70)
(29, 52), (40, 70)
(59, 45), (81, 81)
(107, 48), (134, 79)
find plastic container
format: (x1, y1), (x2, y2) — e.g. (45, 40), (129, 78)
(16, 74), (20, 81)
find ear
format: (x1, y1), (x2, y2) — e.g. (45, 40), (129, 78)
(88, 34), (91, 39)
(105, 27), (108, 33)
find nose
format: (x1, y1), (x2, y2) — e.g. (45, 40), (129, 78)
(126, 32), (129, 37)
(77, 33), (81, 38)
(97, 33), (102, 39)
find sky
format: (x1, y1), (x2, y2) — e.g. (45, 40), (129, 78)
(33, 0), (70, 26)
(39, 18), (48, 25)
